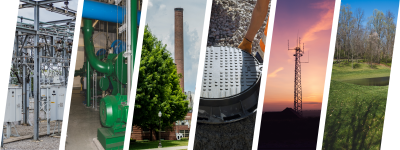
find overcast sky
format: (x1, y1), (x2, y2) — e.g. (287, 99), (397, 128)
(17, 0), (78, 23)
(145, 0), (207, 93)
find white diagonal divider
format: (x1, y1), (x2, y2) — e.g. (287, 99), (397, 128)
(380, 3), (400, 150)
(187, 0), (213, 149)
(251, 0), (277, 149)
(315, 0), (341, 149)
(123, 0), (149, 149)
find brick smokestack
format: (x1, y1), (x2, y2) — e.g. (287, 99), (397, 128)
(175, 8), (184, 92)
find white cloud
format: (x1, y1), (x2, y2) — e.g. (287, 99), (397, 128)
(159, 4), (166, 10)
(267, 67), (284, 78)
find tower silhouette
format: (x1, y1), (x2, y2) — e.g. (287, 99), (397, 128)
(288, 36), (308, 116)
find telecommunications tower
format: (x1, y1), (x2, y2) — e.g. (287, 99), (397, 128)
(288, 37), (308, 116)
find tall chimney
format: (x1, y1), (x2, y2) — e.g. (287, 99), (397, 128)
(175, 8), (184, 92)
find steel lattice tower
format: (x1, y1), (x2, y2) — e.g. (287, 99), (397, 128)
(289, 37), (308, 116)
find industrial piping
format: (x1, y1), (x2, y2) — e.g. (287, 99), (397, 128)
(83, 19), (114, 75)
(82, 0), (125, 24)
(83, 19), (114, 107)
(82, 0), (141, 25)
(127, 0), (138, 105)
(81, 0), (139, 148)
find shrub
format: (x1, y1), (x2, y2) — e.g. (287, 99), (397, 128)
(181, 137), (189, 141)
(353, 63), (361, 69)
(130, 138), (136, 144)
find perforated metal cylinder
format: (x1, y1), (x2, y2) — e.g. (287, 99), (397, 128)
(198, 46), (262, 124)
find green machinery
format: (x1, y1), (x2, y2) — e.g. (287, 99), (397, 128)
(74, 52), (125, 96)
(79, 0), (138, 149)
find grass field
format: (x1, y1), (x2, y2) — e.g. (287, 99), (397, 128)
(129, 139), (188, 150)
(331, 62), (391, 81)
(322, 63), (390, 150)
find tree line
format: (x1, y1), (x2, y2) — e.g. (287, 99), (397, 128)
(335, 5), (396, 68)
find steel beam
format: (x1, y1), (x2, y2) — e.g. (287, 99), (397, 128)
(22, 35), (29, 125)
(44, 19), (75, 25)
(16, 27), (36, 35)
(39, 0), (68, 5)
(33, 1), (40, 141)
(19, 4), (34, 9)
(39, 4), (76, 17)
(20, 0), (35, 4)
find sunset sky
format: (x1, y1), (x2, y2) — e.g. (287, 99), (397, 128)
(263, 0), (335, 112)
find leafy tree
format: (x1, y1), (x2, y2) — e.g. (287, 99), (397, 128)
(132, 25), (189, 141)
(334, 5), (395, 68)
(368, 9), (385, 64)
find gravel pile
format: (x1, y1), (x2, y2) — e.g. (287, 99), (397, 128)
(1, 136), (60, 150)
(194, 113), (256, 150)
(207, 0), (269, 53)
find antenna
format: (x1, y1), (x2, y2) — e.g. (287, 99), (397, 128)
(288, 35), (309, 116)
(297, 30), (299, 47)
(299, 37), (301, 49)
(301, 43), (309, 63)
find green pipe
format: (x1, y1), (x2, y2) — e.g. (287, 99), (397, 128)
(131, 0), (137, 70)
(86, 59), (91, 107)
(83, 19), (114, 76)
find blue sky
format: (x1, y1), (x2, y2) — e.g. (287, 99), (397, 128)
(341, 0), (399, 25)
(145, 0), (207, 93)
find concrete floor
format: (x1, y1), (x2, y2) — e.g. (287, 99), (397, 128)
(65, 89), (101, 150)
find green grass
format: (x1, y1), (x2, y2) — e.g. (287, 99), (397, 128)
(129, 139), (188, 150)
(322, 63), (389, 150)
(331, 63), (390, 81)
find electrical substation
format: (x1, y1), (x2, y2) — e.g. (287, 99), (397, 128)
(68, 0), (140, 149)
(2, 0), (75, 149)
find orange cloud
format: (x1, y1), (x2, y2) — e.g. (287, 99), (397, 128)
(268, 67), (284, 78)
(302, 0), (335, 43)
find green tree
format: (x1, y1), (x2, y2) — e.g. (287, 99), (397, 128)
(132, 25), (189, 141)
(368, 9), (385, 64)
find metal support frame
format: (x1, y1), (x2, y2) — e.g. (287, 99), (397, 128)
(86, 57), (91, 107)
(12, 0), (76, 141)
(288, 37), (308, 116)
(22, 35), (29, 125)
(94, 71), (97, 110)
(92, 70), (95, 109)
(5, 122), (20, 139)
(293, 47), (302, 116)
(20, 0), (76, 17)
(33, 1), (40, 140)
(47, 87), (50, 135)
